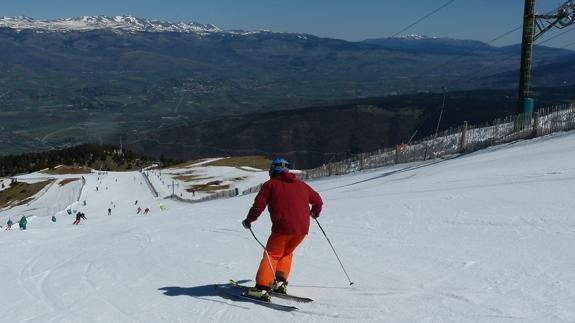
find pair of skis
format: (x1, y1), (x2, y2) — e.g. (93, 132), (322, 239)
(216, 279), (313, 311)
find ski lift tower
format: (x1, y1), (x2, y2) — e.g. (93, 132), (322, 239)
(518, 0), (575, 117)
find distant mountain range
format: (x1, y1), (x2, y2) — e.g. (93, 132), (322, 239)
(0, 15), (573, 160)
(0, 15), (220, 34)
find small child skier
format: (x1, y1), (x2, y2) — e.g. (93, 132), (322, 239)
(5, 218), (13, 230)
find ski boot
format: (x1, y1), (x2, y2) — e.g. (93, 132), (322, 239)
(246, 285), (272, 302)
(273, 278), (288, 294)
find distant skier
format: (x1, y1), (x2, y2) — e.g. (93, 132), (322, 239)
(241, 158), (323, 301)
(108, 208), (112, 216)
(143, 208), (150, 215)
(137, 207), (142, 214)
(73, 212), (86, 225)
(159, 203), (166, 211)
(19, 216), (27, 230)
(5, 218), (13, 230)
(135, 200), (138, 205)
(51, 215), (57, 222)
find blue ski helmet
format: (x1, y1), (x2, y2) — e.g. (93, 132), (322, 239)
(269, 158), (290, 176)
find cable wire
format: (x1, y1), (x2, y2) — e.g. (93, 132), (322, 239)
(391, 0), (457, 37)
(412, 25), (523, 86)
(537, 26), (575, 45)
(460, 25), (575, 77)
(397, 25), (524, 142)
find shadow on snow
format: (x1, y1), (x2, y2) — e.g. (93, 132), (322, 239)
(158, 280), (252, 309)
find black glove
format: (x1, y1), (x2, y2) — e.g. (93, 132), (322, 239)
(310, 212), (319, 219)
(242, 219), (251, 229)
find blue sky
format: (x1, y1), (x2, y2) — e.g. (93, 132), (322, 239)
(3, 0), (575, 48)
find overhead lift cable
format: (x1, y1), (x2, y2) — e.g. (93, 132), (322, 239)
(391, 0), (457, 37)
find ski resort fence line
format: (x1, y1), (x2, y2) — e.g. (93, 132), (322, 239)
(141, 169), (159, 198)
(166, 184), (264, 203)
(170, 186), (243, 203)
(302, 103), (575, 180)
(77, 176), (86, 202)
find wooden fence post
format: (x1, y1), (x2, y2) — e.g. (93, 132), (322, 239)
(395, 145), (400, 164)
(460, 121), (468, 153)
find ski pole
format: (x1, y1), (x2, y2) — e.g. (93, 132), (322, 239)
(314, 217), (354, 286)
(249, 227), (276, 279)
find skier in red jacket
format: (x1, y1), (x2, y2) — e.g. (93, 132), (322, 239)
(242, 158), (323, 301)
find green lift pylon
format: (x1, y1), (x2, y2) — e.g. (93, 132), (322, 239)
(517, 0), (575, 117)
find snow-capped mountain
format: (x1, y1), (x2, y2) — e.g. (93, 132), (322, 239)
(0, 15), (221, 34)
(392, 34), (439, 40)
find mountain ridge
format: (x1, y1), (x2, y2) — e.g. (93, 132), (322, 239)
(2, 15), (573, 54)
(0, 15), (221, 34)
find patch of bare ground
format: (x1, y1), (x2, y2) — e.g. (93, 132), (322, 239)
(172, 173), (215, 182)
(0, 180), (54, 209)
(42, 166), (92, 175)
(174, 175), (198, 182)
(204, 156), (271, 170)
(59, 178), (80, 186)
(186, 180), (230, 192)
(175, 176), (216, 182)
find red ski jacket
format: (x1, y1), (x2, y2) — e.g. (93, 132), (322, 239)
(246, 171), (323, 235)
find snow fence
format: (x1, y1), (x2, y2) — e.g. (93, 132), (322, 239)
(302, 104), (575, 180)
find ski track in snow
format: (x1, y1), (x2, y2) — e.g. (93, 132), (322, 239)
(2, 131), (575, 322)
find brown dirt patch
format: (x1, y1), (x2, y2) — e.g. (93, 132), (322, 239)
(186, 180), (230, 192)
(59, 178), (80, 186)
(204, 156), (271, 170)
(0, 180), (54, 209)
(17, 197), (34, 206)
(173, 174), (207, 182)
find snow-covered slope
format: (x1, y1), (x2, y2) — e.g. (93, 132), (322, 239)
(1, 132), (575, 322)
(0, 15), (220, 34)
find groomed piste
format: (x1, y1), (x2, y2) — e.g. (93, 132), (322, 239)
(1, 131), (575, 322)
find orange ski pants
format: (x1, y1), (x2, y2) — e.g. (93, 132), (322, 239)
(255, 232), (305, 288)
